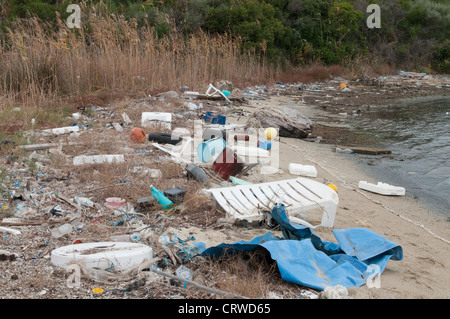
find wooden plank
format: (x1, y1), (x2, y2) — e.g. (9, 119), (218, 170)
(337, 145), (392, 155)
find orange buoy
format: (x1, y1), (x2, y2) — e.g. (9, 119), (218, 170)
(130, 127), (146, 143)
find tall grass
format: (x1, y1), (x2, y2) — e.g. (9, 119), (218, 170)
(0, 11), (273, 99)
(0, 8), (277, 137)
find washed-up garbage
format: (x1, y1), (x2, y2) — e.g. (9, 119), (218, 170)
(42, 125), (79, 135)
(73, 154), (125, 166)
(199, 203), (403, 291)
(288, 163), (317, 177)
(163, 187), (187, 203)
(186, 164), (208, 184)
(203, 127), (226, 141)
(257, 139), (271, 150)
(51, 223), (73, 238)
(150, 185), (174, 210)
(197, 137), (226, 162)
(141, 112), (172, 130)
(212, 148), (245, 181)
(51, 242), (154, 271)
(358, 181), (405, 196)
(204, 111), (226, 125)
(105, 197), (126, 209)
(148, 132), (183, 145)
(129, 127), (146, 143)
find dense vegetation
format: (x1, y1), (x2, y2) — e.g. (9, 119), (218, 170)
(1, 0), (448, 73)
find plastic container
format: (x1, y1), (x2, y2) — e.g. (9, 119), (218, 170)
(150, 185), (174, 209)
(51, 242), (153, 271)
(197, 137), (226, 162)
(130, 127), (146, 143)
(257, 139), (272, 150)
(186, 164), (208, 184)
(232, 146), (270, 158)
(288, 163), (317, 177)
(203, 128), (226, 141)
(163, 187), (187, 203)
(176, 265), (193, 281)
(110, 234), (141, 243)
(105, 197), (126, 209)
(260, 166), (283, 175)
(213, 148), (244, 181)
(204, 111), (226, 125)
(51, 223), (73, 238)
(141, 112), (172, 129)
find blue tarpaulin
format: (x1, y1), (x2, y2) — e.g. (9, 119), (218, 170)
(199, 204), (403, 291)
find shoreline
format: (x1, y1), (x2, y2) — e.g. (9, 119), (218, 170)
(0, 77), (449, 299)
(236, 88), (450, 298)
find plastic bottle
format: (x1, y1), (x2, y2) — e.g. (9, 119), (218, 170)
(288, 163), (317, 177)
(110, 234), (141, 243)
(186, 164), (208, 184)
(150, 185), (174, 209)
(51, 223), (73, 238)
(176, 265), (193, 282)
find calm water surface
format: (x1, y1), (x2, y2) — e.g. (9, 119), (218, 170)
(348, 96), (450, 218)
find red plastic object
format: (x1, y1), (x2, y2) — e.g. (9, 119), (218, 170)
(213, 148), (244, 181)
(130, 127), (146, 143)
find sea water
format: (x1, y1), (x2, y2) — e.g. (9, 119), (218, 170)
(349, 95), (450, 218)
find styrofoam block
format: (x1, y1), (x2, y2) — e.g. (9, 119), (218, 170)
(43, 126), (79, 135)
(73, 154), (125, 166)
(51, 242), (153, 271)
(358, 181), (405, 196)
(141, 112), (172, 129)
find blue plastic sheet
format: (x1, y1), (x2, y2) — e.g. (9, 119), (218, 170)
(199, 204), (403, 291)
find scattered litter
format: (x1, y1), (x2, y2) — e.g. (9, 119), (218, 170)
(104, 197), (126, 209)
(141, 112), (172, 129)
(358, 181), (406, 196)
(207, 177), (338, 227)
(42, 126), (79, 135)
(51, 223), (73, 238)
(51, 242), (153, 271)
(150, 185), (174, 209)
(73, 154), (125, 166)
(288, 163), (317, 177)
(200, 203), (403, 291)
(129, 127), (146, 143)
(0, 226), (21, 235)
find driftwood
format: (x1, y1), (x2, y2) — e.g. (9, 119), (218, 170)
(336, 145), (392, 155)
(245, 107), (313, 139)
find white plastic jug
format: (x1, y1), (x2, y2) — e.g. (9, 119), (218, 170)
(288, 163), (317, 177)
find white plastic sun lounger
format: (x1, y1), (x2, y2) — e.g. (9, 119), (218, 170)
(207, 177), (338, 228)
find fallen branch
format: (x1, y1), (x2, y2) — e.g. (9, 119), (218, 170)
(149, 266), (249, 299)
